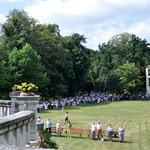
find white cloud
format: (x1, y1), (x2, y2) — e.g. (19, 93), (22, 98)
(127, 19), (150, 41)
(1, 0), (150, 49)
(0, 13), (6, 24)
(3, 0), (24, 2)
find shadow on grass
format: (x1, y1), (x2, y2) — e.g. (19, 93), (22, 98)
(51, 135), (134, 144)
(52, 134), (88, 139)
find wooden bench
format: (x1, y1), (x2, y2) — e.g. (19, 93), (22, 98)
(87, 129), (106, 138)
(105, 131), (119, 139)
(51, 126), (64, 133)
(101, 130), (107, 137)
(70, 127), (84, 137)
(112, 131), (119, 138)
(87, 129), (92, 138)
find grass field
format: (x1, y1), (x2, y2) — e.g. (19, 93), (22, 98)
(38, 100), (150, 150)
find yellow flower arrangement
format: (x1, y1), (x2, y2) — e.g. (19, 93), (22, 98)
(12, 84), (21, 91)
(12, 83), (38, 92)
(21, 82), (38, 92)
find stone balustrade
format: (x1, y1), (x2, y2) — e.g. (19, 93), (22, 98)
(0, 110), (34, 147)
(0, 92), (40, 148)
(0, 100), (11, 117)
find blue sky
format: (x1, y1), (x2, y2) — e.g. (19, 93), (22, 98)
(0, 0), (150, 50)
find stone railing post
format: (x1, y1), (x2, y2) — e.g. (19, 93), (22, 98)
(16, 95), (40, 143)
(9, 91), (21, 114)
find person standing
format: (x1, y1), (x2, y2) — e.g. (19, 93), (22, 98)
(118, 125), (124, 143)
(91, 121), (96, 140)
(37, 115), (42, 129)
(96, 121), (103, 141)
(66, 121), (72, 138)
(64, 112), (69, 124)
(107, 124), (114, 142)
(56, 120), (61, 137)
(62, 101), (65, 111)
(45, 118), (52, 134)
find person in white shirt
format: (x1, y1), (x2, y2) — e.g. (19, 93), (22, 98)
(64, 112), (69, 124)
(118, 125), (124, 143)
(37, 115), (42, 129)
(56, 120), (61, 137)
(45, 118), (52, 134)
(107, 124), (114, 142)
(37, 115), (41, 124)
(97, 121), (103, 141)
(91, 121), (96, 140)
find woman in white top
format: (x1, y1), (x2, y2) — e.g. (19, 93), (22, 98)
(91, 121), (96, 140)
(118, 125), (124, 143)
(37, 116), (42, 129)
(56, 120), (61, 137)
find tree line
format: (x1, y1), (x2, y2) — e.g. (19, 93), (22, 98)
(0, 9), (149, 99)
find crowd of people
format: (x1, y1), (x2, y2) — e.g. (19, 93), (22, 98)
(37, 112), (72, 138)
(54, 111), (72, 138)
(37, 92), (122, 112)
(37, 91), (148, 112)
(36, 90), (126, 143)
(36, 91), (127, 143)
(37, 112), (124, 143)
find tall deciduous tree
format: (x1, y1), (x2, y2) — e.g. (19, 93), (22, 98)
(0, 60), (11, 99)
(63, 33), (91, 94)
(1, 9), (37, 50)
(8, 43), (50, 96)
(30, 24), (74, 97)
(96, 32), (150, 93)
(115, 61), (142, 95)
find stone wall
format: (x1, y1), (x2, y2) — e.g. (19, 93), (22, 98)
(0, 110), (34, 147)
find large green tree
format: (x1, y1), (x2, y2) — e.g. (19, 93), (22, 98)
(1, 9), (74, 97)
(89, 32), (150, 93)
(1, 9), (37, 50)
(63, 33), (91, 94)
(29, 24), (74, 97)
(0, 59), (11, 99)
(115, 61), (142, 95)
(8, 43), (50, 96)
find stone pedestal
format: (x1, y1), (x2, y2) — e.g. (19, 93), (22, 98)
(16, 95), (40, 142)
(146, 66), (150, 97)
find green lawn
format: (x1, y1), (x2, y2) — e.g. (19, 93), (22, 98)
(38, 100), (150, 150)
